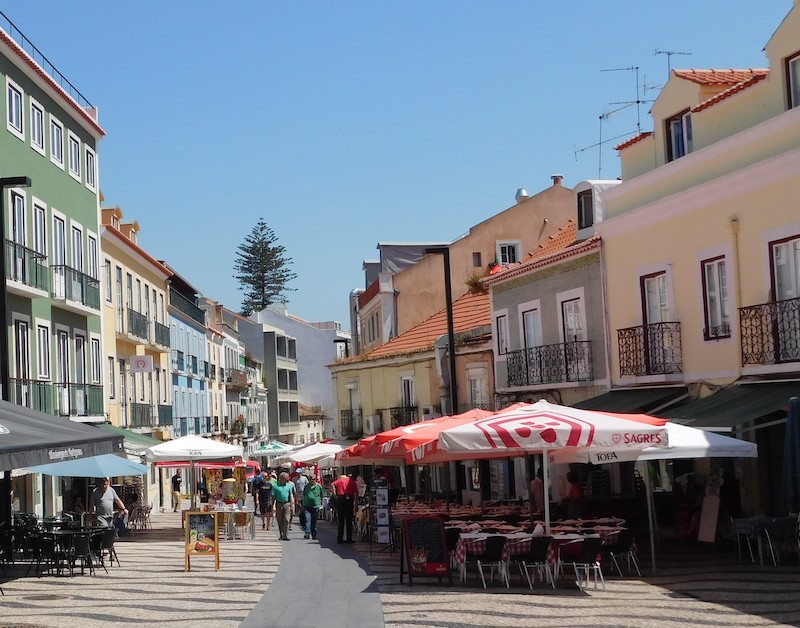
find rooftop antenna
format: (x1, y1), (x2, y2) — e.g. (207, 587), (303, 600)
(655, 49), (692, 76)
(574, 64), (654, 178)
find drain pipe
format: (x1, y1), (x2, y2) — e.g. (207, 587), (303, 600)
(730, 217), (742, 380)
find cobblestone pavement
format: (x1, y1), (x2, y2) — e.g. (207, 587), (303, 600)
(2, 511), (800, 628)
(0, 509), (281, 628)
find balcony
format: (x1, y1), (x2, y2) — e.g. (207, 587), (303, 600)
(340, 408), (363, 439)
(4, 240), (49, 296)
(388, 405), (418, 429)
(51, 265), (101, 314)
(173, 350), (185, 372)
(618, 322), (682, 377)
(129, 402), (154, 428)
(740, 296), (800, 366)
(169, 287), (205, 325)
(209, 364), (217, 381)
(157, 404), (173, 427)
(189, 356), (198, 376)
(506, 341), (593, 387)
(126, 308), (149, 341)
(9, 378), (54, 413)
(225, 368), (249, 391)
(54, 383), (103, 417)
(153, 321), (170, 349)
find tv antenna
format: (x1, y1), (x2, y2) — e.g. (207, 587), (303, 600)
(573, 106), (637, 179)
(655, 49), (692, 76)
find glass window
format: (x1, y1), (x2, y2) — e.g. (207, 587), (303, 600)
(85, 147), (96, 189)
(90, 338), (101, 384)
(577, 190), (594, 230)
(666, 110), (692, 161)
(30, 100), (44, 151)
(7, 80), (23, 136)
(104, 259), (112, 301)
(68, 132), (81, 178)
(702, 257), (730, 339)
(522, 308), (541, 348)
(37, 325), (50, 379)
(772, 236), (800, 300)
(789, 53), (800, 109)
(496, 314), (509, 354)
(50, 117), (64, 165)
(34, 204), (46, 255)
(497, 242), (519, 265)
(108, 356), (115, 399)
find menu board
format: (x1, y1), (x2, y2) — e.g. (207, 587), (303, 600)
(400, 515), (451, 585)
(184, 511), (220, 571)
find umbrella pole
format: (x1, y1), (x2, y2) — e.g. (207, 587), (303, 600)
(543, 452), (551, 536)
(640, 461), (657, 574)
(191, 461), (196, 510)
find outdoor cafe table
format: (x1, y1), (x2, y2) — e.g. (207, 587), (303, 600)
(453, 532), (534, 567)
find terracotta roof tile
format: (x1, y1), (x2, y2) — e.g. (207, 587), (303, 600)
(615, 132), (652, 151)
(672, 68), (768, 86)
(692, 71), (769, 112)
(351, 291), (491, 362)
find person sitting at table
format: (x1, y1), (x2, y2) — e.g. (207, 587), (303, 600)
(564, 471), (584, 519)
(89, 478), (128, 528)
(72, 495), (86, 515)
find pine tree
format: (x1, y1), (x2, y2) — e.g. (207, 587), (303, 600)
(233, 218), (296, 316)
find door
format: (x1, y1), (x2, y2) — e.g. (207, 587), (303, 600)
(56, 330), (70, 416)
(74, 335), (86, 416)
(522, 308), (543, 383)
(773, 238), (800, 361)
(14, 321), (30, 406)
(11, 193), (25, 281)
(561, 298), (589, 381)
(641, 272), (676, 374)
(71, 226), (84, 302)
(52, 217), (66, 298)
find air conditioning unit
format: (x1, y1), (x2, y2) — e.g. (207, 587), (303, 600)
(364, 415), (379, 435)
(422, 406), (438, 419)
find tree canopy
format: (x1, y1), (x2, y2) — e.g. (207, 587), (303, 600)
(233, 218), (296, 316)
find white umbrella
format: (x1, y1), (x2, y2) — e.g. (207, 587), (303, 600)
(548, 420), (758, 573)
(146, 436), (243, 507)
(274, 441), (345, 465)
(438, 400), (670, 534)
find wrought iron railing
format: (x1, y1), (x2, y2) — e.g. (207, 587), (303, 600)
(340, 408), (363, 439)
(153, 321), (170, 348)
(506, 341), (593, 387)
(53, 383), (103, 417)
(617, 322), (682, 376)
(8, 378), (54, 414)
(740, 296), (800, 365)
(51, 265), (100, 310)
(4, 240), (49, 291)
(129, 402), (154, 428)
(703, 322), (731, 341)
(157, 404), (173, 427)
(225, 368), (248, 389)
(389, 406), (418, 429)
(168, 287), (205, 324)
(127, 308), (148, 340)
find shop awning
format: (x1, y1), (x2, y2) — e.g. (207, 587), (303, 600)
(0, 400), (124, 471)
(95, 423), (164, 454)
(572, 386), (689, 413)
(655, 381), (800, 430)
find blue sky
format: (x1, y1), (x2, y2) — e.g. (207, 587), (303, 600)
(6, 1), (791, 328)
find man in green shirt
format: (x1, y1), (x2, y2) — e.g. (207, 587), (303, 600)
(272, 472), (295, 541)
(302, 475), (324, 540)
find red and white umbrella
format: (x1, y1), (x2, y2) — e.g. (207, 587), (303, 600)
(437, 400), (669, 533)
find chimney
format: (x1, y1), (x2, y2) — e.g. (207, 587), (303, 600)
(515, 188), (529, 203)
(551, 174), (563, 186)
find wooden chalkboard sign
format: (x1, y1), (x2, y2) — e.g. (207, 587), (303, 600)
(399, 515), (451, 585)
(185, 511), (220, 571)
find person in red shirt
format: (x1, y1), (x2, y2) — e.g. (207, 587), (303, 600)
(331, 473), (358, 544)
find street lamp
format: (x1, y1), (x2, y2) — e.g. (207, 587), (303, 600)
(0, 176), (31, 536)
(425, 246), (458, 415)
(0, 176), (32, 402)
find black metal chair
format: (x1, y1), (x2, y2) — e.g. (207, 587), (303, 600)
(68, 533), (95, 576)
(511, 536), (554, 589)
(99, 528), (120, 568)
(601, 530), (640, 576)
(465, 535), (508, 588)
(564, 537), (605, 591)
(445, 527), (461, 570)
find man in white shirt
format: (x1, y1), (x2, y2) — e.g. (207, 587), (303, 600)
(293, 469), (309, 528)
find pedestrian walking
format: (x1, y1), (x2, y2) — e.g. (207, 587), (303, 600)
(171, 470), (182, 512)
(293, 469), (308, 529)
(272, 471), (295, 541)
(332, 473), (358, 544)
(252, 470), (274, 530)
(302, 475), (324, 539)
